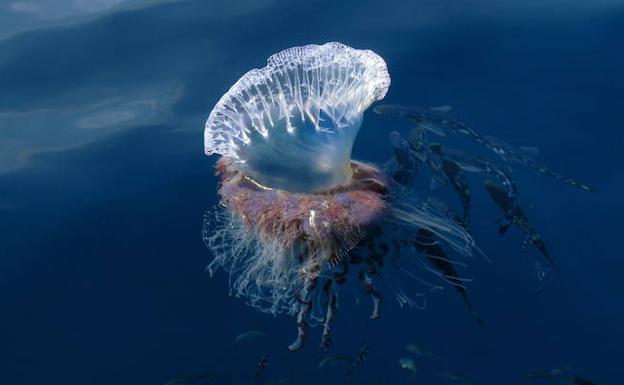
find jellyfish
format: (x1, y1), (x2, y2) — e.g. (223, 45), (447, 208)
(202, 42), (479, 352)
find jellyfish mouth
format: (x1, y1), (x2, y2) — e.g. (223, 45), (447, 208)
(216, 157), (387, 244)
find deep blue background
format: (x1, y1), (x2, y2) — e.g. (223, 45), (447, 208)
(1, 1), (622, 384)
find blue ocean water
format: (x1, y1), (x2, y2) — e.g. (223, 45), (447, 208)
(0, 1), (622, 384)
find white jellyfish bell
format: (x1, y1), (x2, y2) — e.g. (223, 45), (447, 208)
(204, 42), (391, 192)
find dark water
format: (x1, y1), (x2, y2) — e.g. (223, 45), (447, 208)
(1, 1), (622, 384)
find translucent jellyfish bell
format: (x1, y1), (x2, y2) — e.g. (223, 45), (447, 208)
(204, 42), (390, 192)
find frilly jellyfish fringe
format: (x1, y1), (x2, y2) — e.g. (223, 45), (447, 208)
(202, 42), (592, 352)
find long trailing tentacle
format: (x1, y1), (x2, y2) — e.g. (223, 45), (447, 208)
(358, 261), (383, 319)
(319, 278), (338, 354)
(288, 276), (318, 352)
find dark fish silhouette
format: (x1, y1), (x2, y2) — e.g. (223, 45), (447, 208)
(430, 144), (517, 197)
(484, 179), (557, 272)
(484, 135), (595, 192)
(374, 105), (456, 139)
(414, 228), (485, 326)
(392, 127), (450, 191)
(429, 143), (519, 228)
(428, 147), (472, 229)
(389, 131), (419, 185)
(346, 345), (368, 383)
(254, 355), (269, 385)
(392, 126), (514, 230)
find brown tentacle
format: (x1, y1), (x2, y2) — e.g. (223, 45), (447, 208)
(359, 264), (383, 319)
(288, 277), (318, 352)
(319, 279), (338, 354)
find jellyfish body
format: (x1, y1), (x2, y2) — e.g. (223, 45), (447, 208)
(204, 42), (390, 193)
(203, 42), (475, 351)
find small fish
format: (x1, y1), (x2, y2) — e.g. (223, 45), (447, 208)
(404, 344), (440, 359)
(406, 126), (431, 157)
(399, 357), (418, 379)
(318, 355), (352, 368)
(430, 143), (518, 225)
(374, 104), (451, 138)
(254, 355), (269, 385)
(437, 371), (474, 385)
(233, 330), (268, 344)
(164, 373), (217, 385)
(399, 126), (454, 193)
(429, 144), (516, 191)
(374, 104), (490, 148)
(375, 104), (595, 192)
(389, 131), (419, 185)
(414, 229), (485, 326)
(566, 375), (600, 385)
(484, 135), (595, 192)
(484, 179), (557, 273)
(346, 345), (368, 383)
(430, 149), (472, 230)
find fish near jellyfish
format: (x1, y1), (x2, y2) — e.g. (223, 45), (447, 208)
(202, 42), (485, 352)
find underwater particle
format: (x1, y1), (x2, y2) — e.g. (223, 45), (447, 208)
(398, 357), (418, 379)
(532, 260), (552, 295)
(404, 344), (440, 359)
(234, 330), (268, 344)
